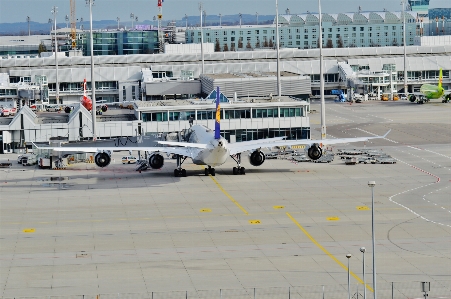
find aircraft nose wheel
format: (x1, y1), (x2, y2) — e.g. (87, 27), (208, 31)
(174, 169), (187, 177)
(205, 166), (215, 176)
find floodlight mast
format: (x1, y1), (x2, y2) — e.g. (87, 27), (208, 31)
(87, 0), (96, 141)
(275, 0), (281, 97)
(402, 0), (408, 95)
(52, 6), (59, 106)
(368, 181), (377, 299)
(318, 0), (326, 139)
(199, 2), (204, 74)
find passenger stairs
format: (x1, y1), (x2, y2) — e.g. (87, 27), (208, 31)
(338, 62), (363, 87)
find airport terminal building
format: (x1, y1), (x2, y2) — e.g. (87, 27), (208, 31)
(0, 96), (310, 153)
(186, 11), (419, 50)
(1, 45), (450, 153)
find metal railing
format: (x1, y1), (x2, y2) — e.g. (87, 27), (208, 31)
(3, 281), (450, 299)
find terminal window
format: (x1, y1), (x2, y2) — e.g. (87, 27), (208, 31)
(279, 108), (301, 117)
(197, 110), (214, 120)
(224, 109), (251, 119)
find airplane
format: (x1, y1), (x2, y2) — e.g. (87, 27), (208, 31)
(408, 69), (451, 104)
(63, 79), (108, 113)
(41, 87), (391, 177)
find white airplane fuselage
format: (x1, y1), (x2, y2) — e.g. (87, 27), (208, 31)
(186, 125), (229, 166)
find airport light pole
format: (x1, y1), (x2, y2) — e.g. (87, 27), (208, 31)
(87, 0), (96, 141)
(346, 254), (352, 299)
(368, 181), (377, 299)
(360, 247), (367, 299)
(256, 12), (259, 25)
(52, 6), (59, 105)
(185, 14), (188, 29)
(318, 0), (326, 139)
(275, 0), (281, 97)
(219, 13), (222, 26)
(402, 0), (408, 95)
(199, 2), (204, 74)
(117, 17), (120, 30)
(239, 13), (242, 28)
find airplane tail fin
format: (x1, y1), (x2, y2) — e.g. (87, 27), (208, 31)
(438, 68), (443, 88)
(215, 86), (221, 139)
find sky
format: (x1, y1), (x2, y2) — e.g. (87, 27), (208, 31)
(0, 0), (413, 24)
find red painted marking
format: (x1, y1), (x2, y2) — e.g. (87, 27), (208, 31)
(409, 164), (440, 183)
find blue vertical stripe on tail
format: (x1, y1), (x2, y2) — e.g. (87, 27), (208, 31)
(215, 86), (221, 139)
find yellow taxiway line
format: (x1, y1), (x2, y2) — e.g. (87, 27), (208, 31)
(286, 212), (374, 292)
(209, 175), (249, 215)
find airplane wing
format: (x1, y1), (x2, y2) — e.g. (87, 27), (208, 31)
(33, 144), (202, 159)
(227, 130), (391, 155)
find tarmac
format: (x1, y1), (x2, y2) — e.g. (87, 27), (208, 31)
(0, 99), (450, 298)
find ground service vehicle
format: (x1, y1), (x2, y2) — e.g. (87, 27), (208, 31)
(22, 154), (37, 166)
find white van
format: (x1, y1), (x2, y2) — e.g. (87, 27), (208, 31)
(122, 156), (137, 164)
(22, 154), (37, 166)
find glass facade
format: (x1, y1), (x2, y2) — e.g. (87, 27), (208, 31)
(186, 12), (417, 50)
(0, 45), (40, 56)
(223, 127), (310, 142)
(0, 88), (17, 96)
(142, 106), (306, 123)
(84, 30), (159, 56)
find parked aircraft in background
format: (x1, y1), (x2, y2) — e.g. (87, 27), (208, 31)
(409, 69), (451, 103)
(40, 87), (390, 177)
(64, 79), (108, 113)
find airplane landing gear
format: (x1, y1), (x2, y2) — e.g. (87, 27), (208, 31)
(174, 155), (187, 177)
(232, 166), (245, 175)
(205, 166), (215, 176)
(231, 153), (245, 175)
(174, 169), (186, 177)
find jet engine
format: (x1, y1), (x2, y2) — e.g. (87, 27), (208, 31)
(149, 153), (164, 169)
(101, 105), (108, 112)
(94, 151), (111, 167)
(307, 143), (322, 160)
(248, 150), (265, 166)
(64, 106), (71, 113)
